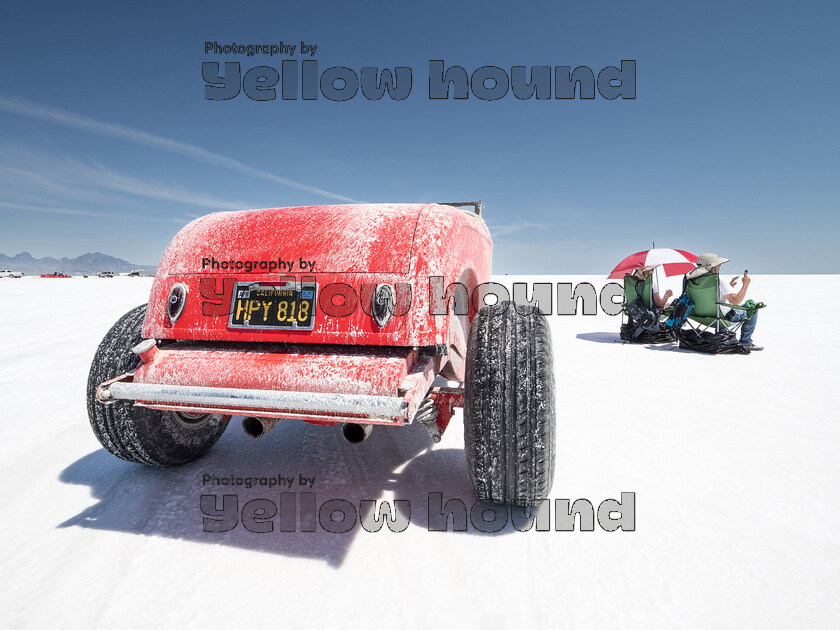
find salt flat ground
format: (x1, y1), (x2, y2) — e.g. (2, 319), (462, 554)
(0, 275), (837, 629)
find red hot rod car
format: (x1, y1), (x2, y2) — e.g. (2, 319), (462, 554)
(87, 202), (555, 505)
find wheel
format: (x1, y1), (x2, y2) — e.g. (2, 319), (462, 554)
(86, 305), (229, 465)
(464, 301), (555, 506)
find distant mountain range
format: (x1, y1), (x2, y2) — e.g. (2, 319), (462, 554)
(0, 251), (157, 276)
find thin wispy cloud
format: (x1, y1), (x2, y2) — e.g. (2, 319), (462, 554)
(0, 200), (180, 222)
(0, 146), (252, 211)
(0, 95), (357, 203)
(0, 200), (114, 219)
(486, 219), (552, 238)
(0, 165), (246, 212)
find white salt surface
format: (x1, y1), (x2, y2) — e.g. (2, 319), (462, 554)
(0, 274), (837, 629)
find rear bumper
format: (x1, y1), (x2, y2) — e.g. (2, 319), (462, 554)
(96, 341), (439, 425)
(100, 380), (408, 421)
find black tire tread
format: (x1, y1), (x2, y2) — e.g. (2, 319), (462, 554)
(464, 302), (555, 506)
(86, 305), (229, 466)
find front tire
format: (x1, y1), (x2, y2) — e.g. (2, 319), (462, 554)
(86, 305), (229, 466)
(464, 302), (555, 506)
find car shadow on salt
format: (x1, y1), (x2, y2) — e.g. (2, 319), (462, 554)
(58, 417), (525, 568)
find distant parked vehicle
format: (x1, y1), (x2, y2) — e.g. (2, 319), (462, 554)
(97, 271), (115, 278)
(41, 272), (72, 278)
(128, 269), (155, 277)
(0, 270), (24, 278)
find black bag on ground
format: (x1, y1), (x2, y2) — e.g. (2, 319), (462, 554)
(621, 287), (675, 343)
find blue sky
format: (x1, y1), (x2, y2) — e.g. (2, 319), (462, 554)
(0, 1), (837, 273)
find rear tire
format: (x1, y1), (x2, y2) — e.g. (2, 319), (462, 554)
(86, 305), (229, 466)
(464, 302), (555, 506)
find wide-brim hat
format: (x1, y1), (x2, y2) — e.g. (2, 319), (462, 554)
(695, 253), (729, 268)
(634, 264), (660, 274)
(687, 252), (730, 279)
(686, 266), (712, 279)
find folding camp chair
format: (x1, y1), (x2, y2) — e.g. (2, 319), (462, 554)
(620, 274), (675, 343)
(675, 272), (755, 354)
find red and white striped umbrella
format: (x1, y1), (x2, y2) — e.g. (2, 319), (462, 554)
(608, 248), (698, 279)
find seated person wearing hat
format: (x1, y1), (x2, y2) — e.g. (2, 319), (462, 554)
(689, 253), (763, 351)
(633, 264), (672, 309)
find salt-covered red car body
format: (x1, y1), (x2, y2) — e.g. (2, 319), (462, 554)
(88, 202), (555, 506)
(145, 203), (489, 348)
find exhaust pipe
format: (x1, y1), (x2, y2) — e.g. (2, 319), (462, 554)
(341, 423), (372, 444)
(242, 416), (280, 438)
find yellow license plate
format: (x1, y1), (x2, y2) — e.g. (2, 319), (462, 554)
(228, 281), (316, 330)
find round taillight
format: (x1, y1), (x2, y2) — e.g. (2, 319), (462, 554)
(167, 283), (188, 324)
(372, 284), (394, 328)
